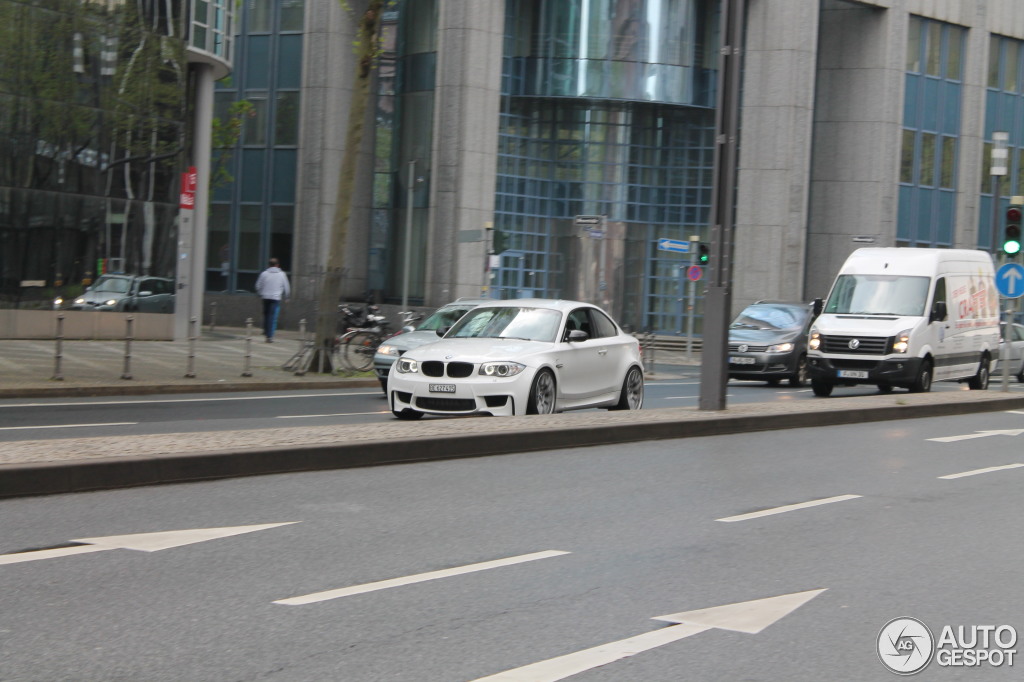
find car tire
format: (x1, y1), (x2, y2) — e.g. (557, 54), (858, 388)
(609, 366), (644, 410)
(526, 369), (556, 415)
(789, 355), (808, 387)
(909, 359), (933, 393)
(392, 408), (423, 420)
(811, 379), (833, 397)
(967, 354), (990, 390)
(379, 378), (388, 394)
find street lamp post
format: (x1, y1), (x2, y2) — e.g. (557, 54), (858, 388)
(401, 160), (421, 311)
(992, 132), (1009, 391)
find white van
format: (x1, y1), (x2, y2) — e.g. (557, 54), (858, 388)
(807, 248), (999, 396)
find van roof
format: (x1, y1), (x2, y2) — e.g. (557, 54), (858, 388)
(842, 248), (994, 275)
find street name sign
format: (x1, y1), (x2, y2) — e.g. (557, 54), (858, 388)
(657, 238), (691, 254)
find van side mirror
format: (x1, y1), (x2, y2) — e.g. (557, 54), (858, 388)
(811, 298), (823, 318)
(930, 301), (947, 322)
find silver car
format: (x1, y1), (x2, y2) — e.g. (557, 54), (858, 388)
(373, 298), (489, 392)
(993, 321), (1024, 382)
(70, 274), (175, 313)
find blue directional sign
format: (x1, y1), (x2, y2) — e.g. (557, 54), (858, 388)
(996, 262), (1024, 298)
(657, 238), (691, 254)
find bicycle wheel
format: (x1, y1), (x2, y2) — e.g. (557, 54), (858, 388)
(343, 330), (380, 372)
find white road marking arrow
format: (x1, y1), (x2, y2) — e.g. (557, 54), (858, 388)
(0, 522), (297, 566)
(471, 589), (826, 681)
(928, 429), (1024, 443)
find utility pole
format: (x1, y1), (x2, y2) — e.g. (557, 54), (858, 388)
(699, 0), (747, 411)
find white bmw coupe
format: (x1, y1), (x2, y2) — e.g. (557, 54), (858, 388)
(388, 299), (644, 419)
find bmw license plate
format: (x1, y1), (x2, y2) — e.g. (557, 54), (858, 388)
(729, 356), (756, 365)
(838, 370), (868, 379)
(429, 383), (457, 393)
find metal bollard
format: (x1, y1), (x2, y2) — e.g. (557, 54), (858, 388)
(52, 313), (65, 381)
(185, 316), (197, 378)
(209, 301), (217, 330)
(242, 317), (254, 377)
(121, 316), (134, 380)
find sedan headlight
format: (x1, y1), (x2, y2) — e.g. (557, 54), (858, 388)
(809, 330), (821, 351)
(396, 357), (419, 373)
(766, 342), (795, 354)
(479, 361), (526, 377)
(891, 329), (912, 354)
(104, 299), (118, 307)
(74, 297), (86, 305)
(376, 344), (401, 356)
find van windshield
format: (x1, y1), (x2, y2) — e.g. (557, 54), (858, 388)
(824, 274), (930, 316)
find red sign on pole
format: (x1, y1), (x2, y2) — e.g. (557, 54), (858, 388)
(687, 265), (703, 282)
(179, 166), (197, 209)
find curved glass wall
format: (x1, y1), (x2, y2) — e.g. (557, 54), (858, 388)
(0, 0), (187, 308)
(494, 0), (718, 334)
(505, 0), (717, 107)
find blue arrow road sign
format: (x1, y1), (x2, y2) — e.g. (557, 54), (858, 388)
(657, 238), (691, 254)
(996, 262), (1024, 298)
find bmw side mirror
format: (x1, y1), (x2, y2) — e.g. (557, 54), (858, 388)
(436, 326), (450, 337)
(567, 329), (588, 342)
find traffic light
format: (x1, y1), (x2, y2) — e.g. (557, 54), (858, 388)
(491, 228), (508, 255)
(1005, 204), (1022, 256)
(698, 243), (709, 263)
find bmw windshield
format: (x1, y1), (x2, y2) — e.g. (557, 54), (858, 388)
(824, 274), (930, 316)
(446, 307), (561, 342)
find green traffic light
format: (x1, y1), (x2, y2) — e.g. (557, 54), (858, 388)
(1005, 240), (1022, 255)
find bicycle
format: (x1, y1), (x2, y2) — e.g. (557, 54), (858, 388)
(332, 302), (392, 372)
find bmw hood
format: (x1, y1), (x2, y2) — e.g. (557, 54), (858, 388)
(407, 337), (554, 361)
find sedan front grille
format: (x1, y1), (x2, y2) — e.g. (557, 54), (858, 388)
(728, 343), (768, 352)
(420, 361), (475, 378)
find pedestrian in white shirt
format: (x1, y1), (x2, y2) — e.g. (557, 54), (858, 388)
(255, 258), (291, 342)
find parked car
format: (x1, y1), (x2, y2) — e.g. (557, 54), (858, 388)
(373, 298), (489, 393)
(70, 274), (175, 313)
(728, 300), (820, 387)
(992, 321), (1024, 382)
(388, 299), (644, 419)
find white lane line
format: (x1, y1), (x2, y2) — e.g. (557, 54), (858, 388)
(472, 623), (710, 682)
(665, 394), (734, 400)
(274, 550), (570, 605)
(0, 422), (137, 431)
(939, 463), (1024, 480)
(0, 392), (379, 409)
(276, 411), (388, 419)
(1008, 410), (1024, 415)
(717, 495), (862, 523)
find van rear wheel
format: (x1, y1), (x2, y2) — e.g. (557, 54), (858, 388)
(967, 354), (990, 390)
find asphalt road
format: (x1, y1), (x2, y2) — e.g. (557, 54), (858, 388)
(2, 409), (1023, 681)
(2, 373), (1017, 442)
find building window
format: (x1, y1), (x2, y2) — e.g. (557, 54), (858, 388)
(898, 17), (964, 247)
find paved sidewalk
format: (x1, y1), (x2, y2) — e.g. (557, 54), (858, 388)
(2, 329), (1023, 500)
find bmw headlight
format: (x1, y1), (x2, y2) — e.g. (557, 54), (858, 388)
(766, 342), (794, 354)
(479, 361), (526, 377)
(809, 329), (821, 351)
(376, 344), (401, 356)
(396, 357), (419, 373)
(891, 329), (912, 354)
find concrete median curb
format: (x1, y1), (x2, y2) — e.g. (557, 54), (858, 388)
(3, 391), (1024, 499)
(0, 378), (380, 399)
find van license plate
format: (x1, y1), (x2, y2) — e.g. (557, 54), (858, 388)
(729, 356), (756, 365)
(838, 370), (868, 379)
(429, 384), (457, 393)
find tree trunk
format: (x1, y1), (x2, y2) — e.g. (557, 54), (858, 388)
(310, 1), (385, 372)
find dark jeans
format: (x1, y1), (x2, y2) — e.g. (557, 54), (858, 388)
(261, 298), (281, 338)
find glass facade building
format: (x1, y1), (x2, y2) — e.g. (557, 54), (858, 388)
(0, 0), (189, 308)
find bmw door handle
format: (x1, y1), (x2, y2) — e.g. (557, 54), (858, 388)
(597, 349), (608, 356)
